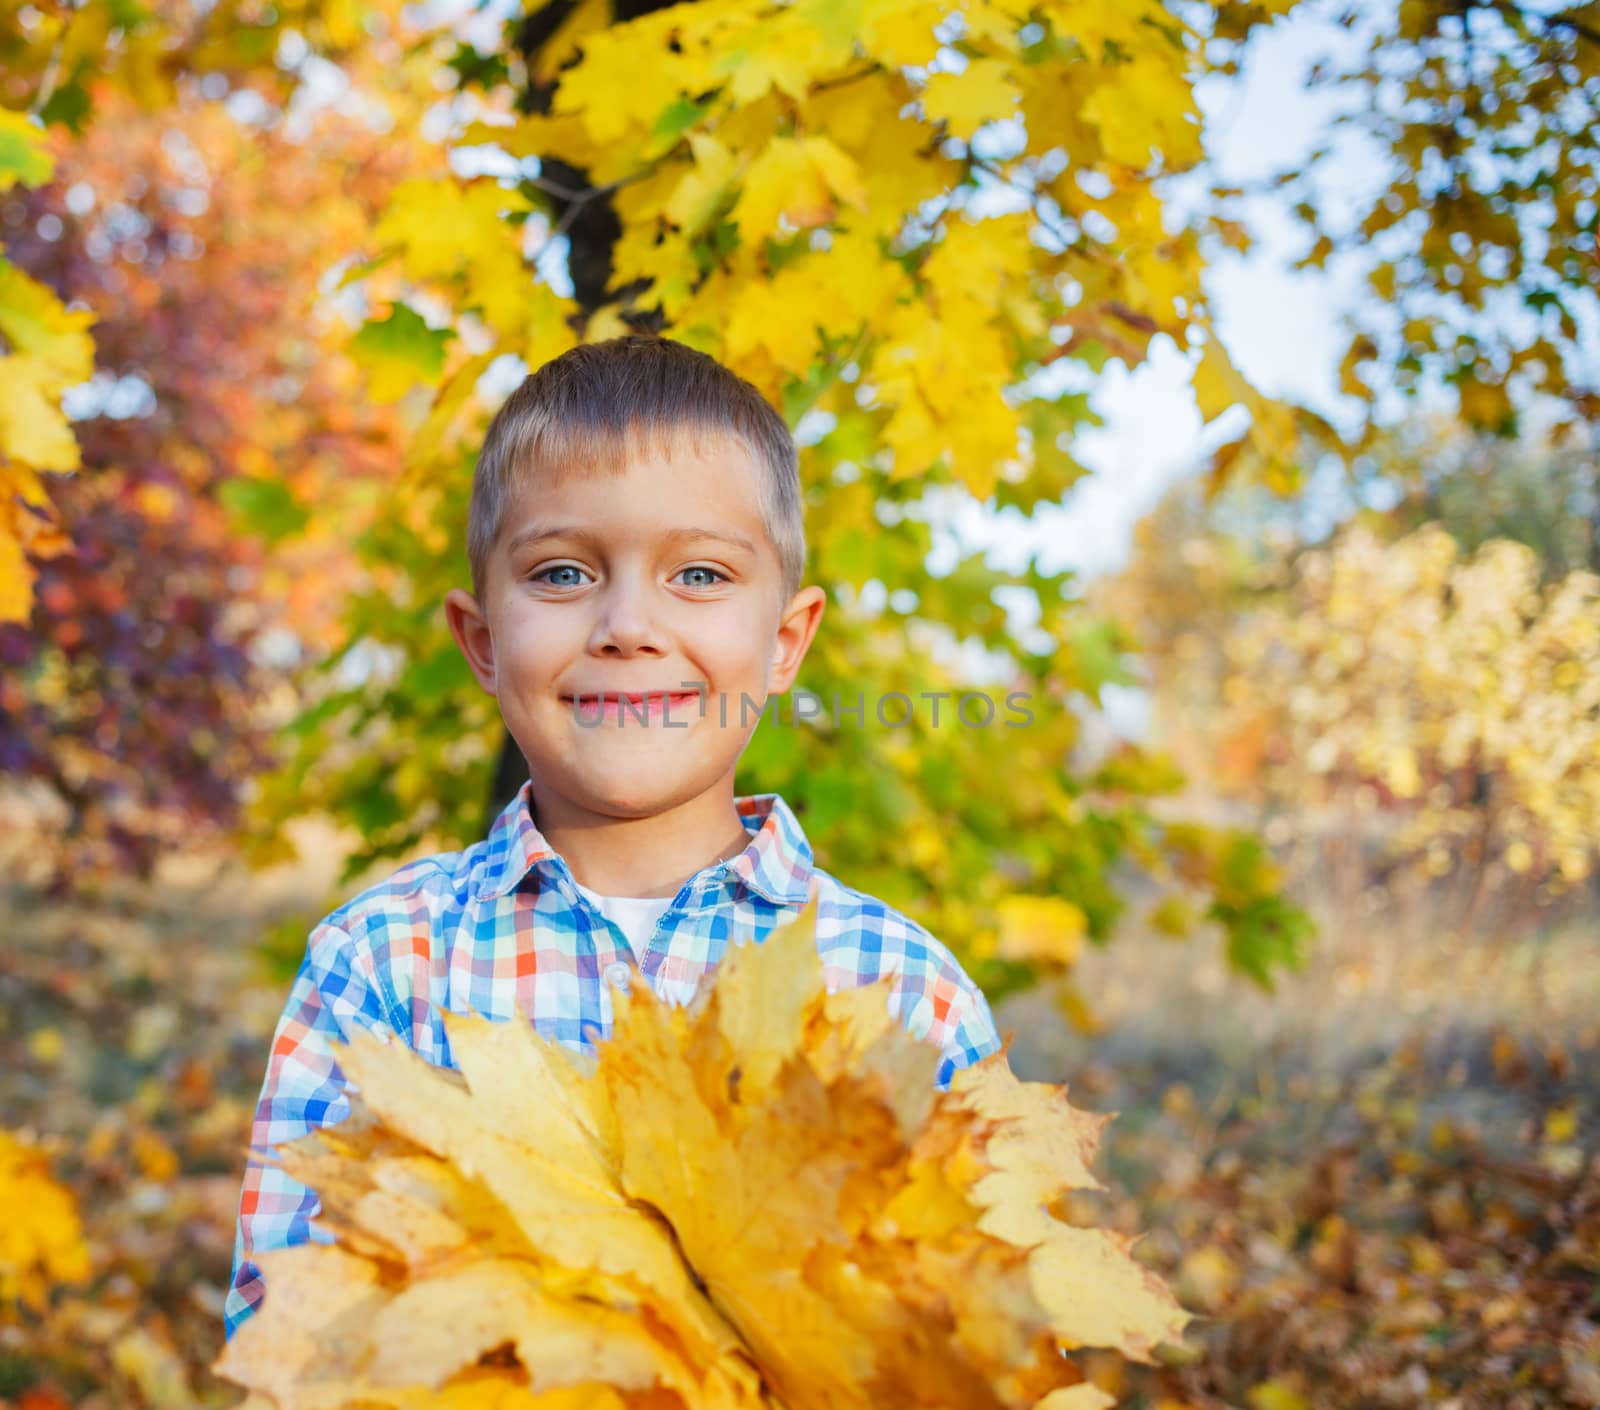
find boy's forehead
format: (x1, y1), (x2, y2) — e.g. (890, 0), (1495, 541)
(496, 429), (771, 547)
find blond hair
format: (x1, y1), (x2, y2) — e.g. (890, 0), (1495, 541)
(467, 335), (805, 605)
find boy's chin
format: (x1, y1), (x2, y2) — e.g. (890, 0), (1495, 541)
(558, 752), (727, 809)
(571, 779), (707, 819)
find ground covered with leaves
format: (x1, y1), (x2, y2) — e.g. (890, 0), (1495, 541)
(1064, 1026), (1600, 1410)
(1, 826), (1596, 1409)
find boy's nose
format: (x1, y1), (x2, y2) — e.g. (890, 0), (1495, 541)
(589, 578), (668, 656)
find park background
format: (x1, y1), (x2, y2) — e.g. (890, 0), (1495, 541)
(1, 0), (1597, 1406)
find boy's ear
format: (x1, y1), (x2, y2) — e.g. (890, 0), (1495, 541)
(768, 585), (826, 696)
(444, 587), (498, 697)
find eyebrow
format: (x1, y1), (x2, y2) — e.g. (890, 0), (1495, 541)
(505, 524), (759, 556)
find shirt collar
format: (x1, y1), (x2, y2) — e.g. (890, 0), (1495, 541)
(473, 780), (815, 908)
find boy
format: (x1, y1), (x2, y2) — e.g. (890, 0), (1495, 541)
(223, 335), (1003, 1338)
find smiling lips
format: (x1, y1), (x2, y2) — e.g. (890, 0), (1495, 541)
(564, 690), (703, 724)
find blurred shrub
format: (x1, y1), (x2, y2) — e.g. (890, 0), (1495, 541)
(1365, 421), (1600, 582)
(1115, 481), (1600, 951)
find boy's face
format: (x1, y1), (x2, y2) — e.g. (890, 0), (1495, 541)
(445, 430), (825, 821)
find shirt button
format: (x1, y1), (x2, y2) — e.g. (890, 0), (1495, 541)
(603, 961), (632, 993)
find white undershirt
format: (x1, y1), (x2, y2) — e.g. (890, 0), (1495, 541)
(573, 880), (675, 958)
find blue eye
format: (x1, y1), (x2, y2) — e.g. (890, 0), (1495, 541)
(532, 565), (588, 587)
(679, 566), (728, 588)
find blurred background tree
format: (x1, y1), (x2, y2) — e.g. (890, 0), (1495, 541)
(1365, 418), (1600, 577)
(1107, 415), (1599, 991)
(0, 26), (422, 893)
(0, 0), (404, 624)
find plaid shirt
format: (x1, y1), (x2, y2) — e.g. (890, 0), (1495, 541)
(224, 782), (1002, 1338)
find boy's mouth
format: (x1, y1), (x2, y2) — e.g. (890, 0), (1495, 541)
(562, 690), (704, 723)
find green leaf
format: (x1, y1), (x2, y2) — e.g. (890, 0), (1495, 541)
(446, 41), (509, 91)
(1203, 833), (1315, 988)
(1064, 618), (1136, 704)
(400, 644), (476, 701)
(0, 110), (54, 191)
(816, 409), (877, 466)
(764, 229), (813, 275)
(1072, 338), (1110, 373)
(349, 302), (456, 402)
(109, 0), (155, 30)
(217, 475), (311, 544)
(347, 780), (406, 837)
(647, 95), (715, 156)
(38, 70), (93, 134)
(996, 395), (1096, 512)
(1215, 893), (1315, 989)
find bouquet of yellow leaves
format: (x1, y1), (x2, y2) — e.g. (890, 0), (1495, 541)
(214, 899), (1188, 1409)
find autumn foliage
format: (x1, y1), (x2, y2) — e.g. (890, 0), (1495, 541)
(6, 3), (1600, 1407)
(1113, 491), (1600, 952)
(0, 66), (419, 888)
(214, 900), (1186, 1409)
(0, 1132), (90, 1314)
(0, 0), (405, 624)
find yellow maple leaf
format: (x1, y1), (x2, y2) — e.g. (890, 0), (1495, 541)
(1191, 333), (1250, 424)
(859, 0), (948, 68)
(215, 899), (1188, 1409)
(406, 349), (501, 475)
(529, 0), (612, 85)
(1191, 330), (1302, 492)
(0, 256), (98, 623)
(0, 258), (98, 378)
(731, 135), (867, 239)
(921, 59), (1021, 141)
(0, 487), (72, 625)
(807, 74), (958, 238)
(552, 7), (710, 147)
(713, 0), (848, 105)
(664, 133), (740, 235)
(0, 356), (83, 474)
(1080, 54), (1202, 169)
(0, 1130), (92, 1310)
(724, 235), (892, 378)
(373, 178), (533, 287)
(461, 111), (608, 181)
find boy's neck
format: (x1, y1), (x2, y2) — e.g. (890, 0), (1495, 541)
(528, 780), (753, 900)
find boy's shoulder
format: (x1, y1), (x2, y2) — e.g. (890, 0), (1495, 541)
(808, 865), (957, 962)
(309, 840), (489, 947)
(807, 866), (989, 999)
(808, 865), (1001, 1068)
